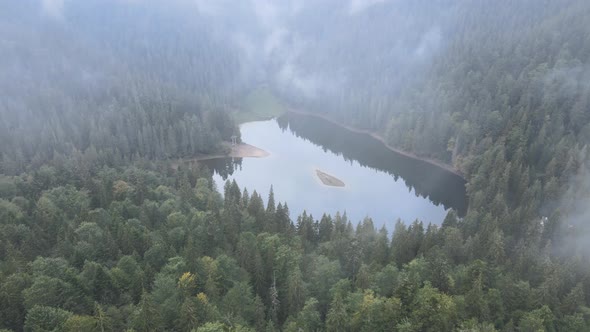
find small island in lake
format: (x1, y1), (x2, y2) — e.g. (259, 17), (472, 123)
(316, 169), (345, 187)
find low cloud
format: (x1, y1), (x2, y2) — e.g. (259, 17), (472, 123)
(414, 27), (442, 58)
(264, 28), (289, 56)
(195, 0), (328, 98)
(40, 0), (145, 19)
(555, 153), (590, 256)
(251, 0), (281, 29)
(544, 65), (590, 97)
(348, 0), (389, 15)
(277, 63), (320, 98)
(194, 0), (222, 16)
(41, 0), (65, 19)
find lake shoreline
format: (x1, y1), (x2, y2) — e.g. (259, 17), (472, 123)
(192, 143), (270, 161)
(205, 115), (468, 222)
(287, 108), (464, 179)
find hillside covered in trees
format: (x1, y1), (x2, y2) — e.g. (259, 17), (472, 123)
(278, 0), (590, 234)
(1, 0), (590, 331)
(0, 0), (242, 175)
(2, 162), (588, 331)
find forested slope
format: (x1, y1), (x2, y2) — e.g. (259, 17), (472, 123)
(278, 0), (590, 258)
(1, 0), (590, 331)
(1, 161), (588, 331)
(0, 0), (241, 175)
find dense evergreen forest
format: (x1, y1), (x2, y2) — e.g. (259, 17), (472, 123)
(1, 0), (590, 331)
(281, 0), (590, 230)
(0, 0), (241, 175)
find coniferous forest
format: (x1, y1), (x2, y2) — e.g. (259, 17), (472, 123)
(2, 0), (590, 331)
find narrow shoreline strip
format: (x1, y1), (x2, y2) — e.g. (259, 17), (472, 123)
(192, 143), (270, 161)
(288, 108), (464, 178)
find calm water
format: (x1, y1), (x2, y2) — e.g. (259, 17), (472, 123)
(204, 113), (467, 228)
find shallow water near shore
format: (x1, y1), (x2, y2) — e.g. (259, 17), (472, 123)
(203, 113), (467, 228)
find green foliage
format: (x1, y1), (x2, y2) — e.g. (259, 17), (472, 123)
(0, 153), (587, 331)
(0, 1), (243, 176)
(410, 283), (457, 331)
(24, 306), (73, 332)
(63, 315), (99, 332)
(195, 322), (255, 332)
(2, 2), (590, 330)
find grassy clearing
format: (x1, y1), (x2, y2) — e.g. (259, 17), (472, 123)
(234, 87), (286, 123)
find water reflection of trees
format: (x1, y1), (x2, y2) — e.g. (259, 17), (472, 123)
(201, 157), (243, 180)
(277, 113), (468, 216)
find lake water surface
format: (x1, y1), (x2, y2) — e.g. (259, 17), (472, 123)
(204, 113), (467, 229)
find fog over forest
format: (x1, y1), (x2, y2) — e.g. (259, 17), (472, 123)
(2, 1), (590, 331)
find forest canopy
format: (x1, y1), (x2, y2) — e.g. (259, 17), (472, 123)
(1, 0), (590, 331)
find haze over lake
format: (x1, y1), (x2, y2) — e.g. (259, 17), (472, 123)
(204, 113), (467, 228)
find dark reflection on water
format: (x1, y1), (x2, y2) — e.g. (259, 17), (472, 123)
(203, 112), (467, 227)
(202, 157), (243, 180)
(276, 113), (468, 216)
